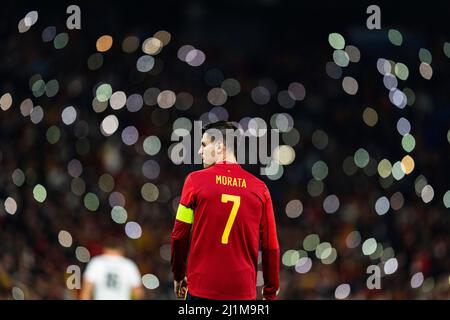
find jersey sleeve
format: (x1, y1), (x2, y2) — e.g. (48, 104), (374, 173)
(128, 261), (142, 287)
(84, 259), (100, 283)
(179, 173), (196, 209)
(171, 174), (196, 281)
(260, 186), (280, 300)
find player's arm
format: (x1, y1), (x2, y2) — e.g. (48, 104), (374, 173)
(132, 285), (144, 300)
(79, 278), (94, 300)
(80, 259), (98, 300)
(260, 188), (280, 300)
(171, 174), (195, 298)
(130, 263), (144, 300)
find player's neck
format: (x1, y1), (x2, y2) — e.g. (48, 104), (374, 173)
(216, 154), (237, 164)
(103, 248), (123, 256)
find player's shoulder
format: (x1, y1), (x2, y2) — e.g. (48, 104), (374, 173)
(239, 166), (268, 190)
(123, 256), (138, 267)
(184, 166), (212, 182)
(84, 255), (104, 271)
(122, 258), (141, 274)
(87, 255), (103, 264)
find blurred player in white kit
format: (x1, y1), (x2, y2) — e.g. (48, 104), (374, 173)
(80, 237), (143, 300)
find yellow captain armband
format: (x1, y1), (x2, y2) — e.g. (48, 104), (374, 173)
(176, 204), (194, 224)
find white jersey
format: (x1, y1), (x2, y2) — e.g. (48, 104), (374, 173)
(83, 254), (141, 300)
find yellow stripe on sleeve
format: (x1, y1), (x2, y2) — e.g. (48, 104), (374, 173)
(176, 204), (194, 224)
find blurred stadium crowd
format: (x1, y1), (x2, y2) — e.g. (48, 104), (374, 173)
(0, 1), (449, 299)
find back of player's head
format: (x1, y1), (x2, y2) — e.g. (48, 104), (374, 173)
(103, 228), (126, 253)
(203, 120), (237, 132)
(202, 121), (240, 155)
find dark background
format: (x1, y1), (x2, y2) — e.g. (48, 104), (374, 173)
(0, 0), (449, 299)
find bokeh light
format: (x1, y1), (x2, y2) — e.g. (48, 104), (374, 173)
(142, 160), (160, 180)
(273, 145), (295, 165)
(221, 78), (241, 96)
(384, 258), (398, 275)
(345, 45), (360, 62)
(207, 88), (227, 106)
(185, 49), (206, 66)
(362, 238), (377, 255)
(312, 130), (328, 150)
(87, 53), (103, 70)
(295, 257), (312, 274)
(390, 192), (404, 211)
(142, 274), (160, 289)
(153, 30), (171, 46)
(354, 148), (370, 168)
(363, 107), (378, 127)
(394, 62), (409, 80)
(54, 33), (69, 49)
(30, 106), (44, 124)
(443, 191), (450, 208)
(99, 173), (115, 193)
(157, 90), (176, 109)
(109, 191), (126, 208)
(333, 50), (350, 67)
(75, 246), (91, 263)
(68, 159), (83, 178)
(142, 37), (163, 55)
(282, 250), (300, 267)
(96, 84), (113, 102)
(335, 284), (350, 299)
(122, 35), (140, 53)
(419, 62), (433, 79)
(12, 287), (24, 300)
(346, 231), (361, 249)
(4, 197), (18, 215)
(42, 26), (56, 42)
(143, 136), (161, 156)
(388, 29), (403, 46)
(101, 115), (119, 136)
(375, 196), (390, 215)
(12, 169), (25, 187)
(328, 33), (345, 49)
(110, 91), (127, 110)
(121, 126), (139, 146)
(33, 184), (47, 203)
(315, 242), (332, 259)
(307, 179), (324, 197)
(303, 234), (320, 252)
(402, 134), (416, 153)
(401, 155), (415, 174)
(326, 61), (342, 79)
(421, 185), (434, 203)
(125, 221), (142, 239)
(62, 106), (77, 125)
(137, 55), (155, 72)
(419, 48), (432, 64)
(96, 35), (113, 52)
(84, 192), (100, 211)
(58, 230), (73, 248)
(312, 161), (328, 181)
(111, 206), (128, 224)
(323, 195), (339, 214)
(251, 86), (271, 105)
(285, 199), (303, 218)
(411, 272), (424, 288)
(342, 76), (358, 95)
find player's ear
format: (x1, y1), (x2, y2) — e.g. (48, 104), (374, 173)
(216, 141), (225, 154)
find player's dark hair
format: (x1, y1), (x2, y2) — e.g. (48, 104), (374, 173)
(202, 121), (240, 156)
(103, 225), (126, 252)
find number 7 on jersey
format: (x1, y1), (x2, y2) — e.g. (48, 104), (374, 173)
(221, 194), (241, 244)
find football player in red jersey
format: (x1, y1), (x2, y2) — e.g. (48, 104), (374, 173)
(171, 121), (280, 300)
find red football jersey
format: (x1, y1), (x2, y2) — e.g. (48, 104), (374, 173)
(171, 162), (280, 300)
